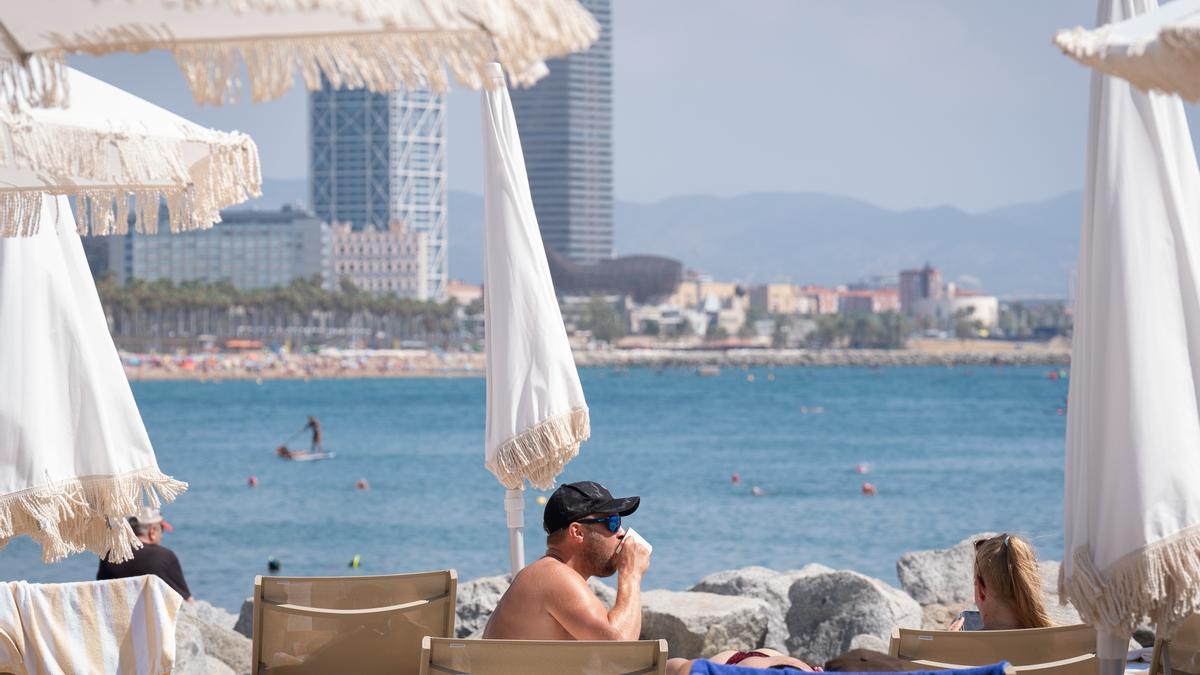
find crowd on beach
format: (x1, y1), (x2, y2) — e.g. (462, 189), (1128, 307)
(120, 348), (484, 381)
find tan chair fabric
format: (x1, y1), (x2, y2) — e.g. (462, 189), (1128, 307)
(1151, 614), (1200, 675)
(252, 570), (456, 675)
(419, 637), (669, 675)
(888, 624), (1097, 675)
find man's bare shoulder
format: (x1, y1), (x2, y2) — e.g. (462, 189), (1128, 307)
(516, 556), (590, 588)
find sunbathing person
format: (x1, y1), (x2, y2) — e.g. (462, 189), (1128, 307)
(483, 481), (650, 640)
(666, 648), (820, 674)
(949, 533), (1053, 631)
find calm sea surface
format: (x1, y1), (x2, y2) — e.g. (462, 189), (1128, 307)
(0, 366), (1070, 612)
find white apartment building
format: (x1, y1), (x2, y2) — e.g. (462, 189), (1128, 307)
(331, 221), (429, 299)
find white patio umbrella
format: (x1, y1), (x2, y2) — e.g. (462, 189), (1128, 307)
(0, 193), (187, 564)
(1, 67), (261, 237)
(481, 62), (589, 575)
(1062, 0), (1200, 669)
(1056, 0), (1200, 101)
(0, 0), (599, 109)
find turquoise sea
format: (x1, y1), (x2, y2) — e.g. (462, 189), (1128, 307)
(0, 366), (1070, 613)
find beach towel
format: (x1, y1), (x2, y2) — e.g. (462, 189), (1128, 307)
(0, 574), (183, 675)
(689, 660), (1011, 675)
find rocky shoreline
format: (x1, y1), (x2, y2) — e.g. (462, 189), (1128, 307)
(575, 348), (1070, 369)
(178, 532), (1102, 673)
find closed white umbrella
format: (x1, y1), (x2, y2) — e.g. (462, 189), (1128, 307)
(0, 194), (187, 564)
(1, 67), (261, 237)
(481, 62), (589, 575)
(0, 0), (599, 109)
(1062, 0), (1200, 670)
(1056, 0), (1200, 101)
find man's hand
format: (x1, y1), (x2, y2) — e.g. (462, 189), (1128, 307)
(615, 535), (651, 578)
(947, 615), (965, 632)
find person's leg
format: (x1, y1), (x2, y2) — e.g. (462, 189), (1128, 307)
(665, 658), (694, 675)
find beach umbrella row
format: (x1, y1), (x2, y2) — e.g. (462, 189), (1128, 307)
(0, 0), (599, 110)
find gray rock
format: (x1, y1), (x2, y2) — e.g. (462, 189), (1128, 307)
(1037, 561), (1081, 626)
(896, 532), (998, 606)
(691, 565), (822, 651)
(205, 656), (236, 675)
(785, 569), (921, 664)
(640, 590), (770, 659)
(454, 573), (618, 638)
(234, 598), (254, 639)
(183, 599), (239, 630)
(454, 574), (512, 638)
(173, 613), (207, 675)
(849, 633), (889, 653)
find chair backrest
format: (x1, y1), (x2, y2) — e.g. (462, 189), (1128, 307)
(418, 637), (669, 675)
(1151, 614), (1200, 675)
(251, 569), (457, 675)
(889, 625), (1097, 674)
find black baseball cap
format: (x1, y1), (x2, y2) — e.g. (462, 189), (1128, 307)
(543, 481), (640, 534)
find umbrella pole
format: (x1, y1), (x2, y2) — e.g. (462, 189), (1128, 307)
(1097, 630), (1128, 675)
(505, 488), (525, 576)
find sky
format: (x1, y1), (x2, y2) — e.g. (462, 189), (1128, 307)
(70, 0), (1199, 213)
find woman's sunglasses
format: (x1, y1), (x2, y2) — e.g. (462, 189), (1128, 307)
(576, 515), (622, 533)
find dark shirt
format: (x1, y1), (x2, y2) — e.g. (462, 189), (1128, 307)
(97, 543), (191, 600)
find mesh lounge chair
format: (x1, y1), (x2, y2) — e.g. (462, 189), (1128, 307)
(251, 569), (457, 675)
(888, 624), (1097, 674)
(1150, 614), (1200, 675)
(418, 637), (669, 675)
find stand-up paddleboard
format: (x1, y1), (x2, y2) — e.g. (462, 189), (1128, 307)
(285, 451), (335, 462)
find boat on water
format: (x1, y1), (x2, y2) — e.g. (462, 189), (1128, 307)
(276, 446), (335, 462)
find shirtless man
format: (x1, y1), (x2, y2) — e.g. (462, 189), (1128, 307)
(483, 481), (650, 640)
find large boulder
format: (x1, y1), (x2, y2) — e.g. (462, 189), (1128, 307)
(454, 573), (617, 638)
(173, 613), (207, 675)
(178, 602), (253, 675)
(896, 532), (997, 606)
(205, 656), (236, 675)
(786, 569), (921, 664)
(234, 598), (253, 639)
(689, 564), (831, 650)
(1038, 561), (1081, 626)
(640, 590), (770, 659)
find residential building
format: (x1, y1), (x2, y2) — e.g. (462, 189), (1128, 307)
(798, 285), (840, 315)
(838, 288), (901, 315)
(446, 280), (483, 306)
(331, 221), (428, 298)
(310, 83), (448, 299)
(749, 284), (799, 315)
(911, 285), (1000, 330)
(899, 263), (943, 315)
(106, 207), (329, 289)
(510, 0), (613, 263)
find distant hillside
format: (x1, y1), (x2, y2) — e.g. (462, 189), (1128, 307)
(448, 190), (1081, 298)
(245, 180), (1081, 298)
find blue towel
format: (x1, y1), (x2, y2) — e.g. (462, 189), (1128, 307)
(690, 659), (1011, 675)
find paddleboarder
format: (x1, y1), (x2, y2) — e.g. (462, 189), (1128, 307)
(304, 415), (323, 453)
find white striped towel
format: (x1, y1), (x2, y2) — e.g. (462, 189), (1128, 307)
(0, 575), (183, 675)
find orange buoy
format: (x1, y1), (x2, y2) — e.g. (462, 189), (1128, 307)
(861, 482), (878, 496)
(355, 478), (370, 491)
(247, 476), (259, 488)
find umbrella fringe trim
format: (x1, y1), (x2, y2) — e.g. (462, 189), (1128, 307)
(486, 407), (589, 491)
(0, 119), (262, 237)
(1054, 25), (1200, 103)
(3, 0), (597, 109)
(0, 53), (68, 112)
(0, 467), (188, 565)
(1060, 523), (1200, 637)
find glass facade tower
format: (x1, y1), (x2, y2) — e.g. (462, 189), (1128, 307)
(310, 83), (447, 300)
(510, 0), (613, 264)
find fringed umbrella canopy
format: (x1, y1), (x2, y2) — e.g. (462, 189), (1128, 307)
(1062, 0), (1200, 665)
(0, 0), (599, 110)
(1056, 0), (1200, 102)
(0, 194), (187, 564)
(0, 68), (261, 237)
(481, 62), (589, 573)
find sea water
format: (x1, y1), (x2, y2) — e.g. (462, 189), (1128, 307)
(0, 366), (1069, 612)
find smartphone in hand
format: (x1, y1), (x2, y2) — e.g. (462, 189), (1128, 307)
(957, 610), (983, 631)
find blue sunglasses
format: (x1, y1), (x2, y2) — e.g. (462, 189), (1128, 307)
(576, 515), (622, 533)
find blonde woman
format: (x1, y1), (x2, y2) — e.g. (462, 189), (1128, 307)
(950, 533), (1054, 631)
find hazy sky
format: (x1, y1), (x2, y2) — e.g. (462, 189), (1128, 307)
(71, 1), (1199, 212)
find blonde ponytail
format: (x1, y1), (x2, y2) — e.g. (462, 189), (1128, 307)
(974, 534), (1054, 629)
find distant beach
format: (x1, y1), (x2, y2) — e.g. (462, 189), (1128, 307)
(121, 338), (1069, 381)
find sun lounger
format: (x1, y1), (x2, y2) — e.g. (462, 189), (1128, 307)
(1150, 614), (1200, 675)
(689, 661), (1013, 675)
(418, 637), (669, 675)
(0, 575), (182, 675)
(251, 569), (457, 674)
(888, 625), (1096, 674)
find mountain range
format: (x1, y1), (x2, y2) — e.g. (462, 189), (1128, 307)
(239, 179), (1080, 298)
